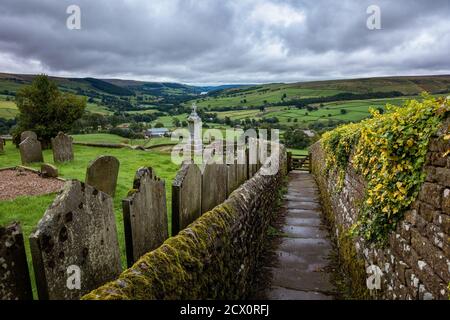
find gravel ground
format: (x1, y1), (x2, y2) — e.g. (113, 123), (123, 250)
(0, 169), (65, 201)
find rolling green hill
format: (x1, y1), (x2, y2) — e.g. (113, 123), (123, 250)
(191, 75), (450, 110)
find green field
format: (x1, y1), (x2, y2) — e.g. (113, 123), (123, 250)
(208, 94), (450, 126)
(0, 100), (17, 119)
(71, 133), (175, 147)
(0, 141), (179, 298)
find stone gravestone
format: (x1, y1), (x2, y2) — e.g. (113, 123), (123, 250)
(201, 163), (227, 214)
(41, 163), (58, 178)
(85, 156), (120, 197)
(29, 180), (122, 300)
(123, 167), (168, 267)
(0, 222), (33, 300)
(227, 161), (239, 196)
(20, 131), (37, 142)
(172, 162), (202, 235)
(51, 132), (74, 163)
(19, 137), (44, 164)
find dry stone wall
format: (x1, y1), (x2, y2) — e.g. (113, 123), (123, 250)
(309, 120), (449, 300)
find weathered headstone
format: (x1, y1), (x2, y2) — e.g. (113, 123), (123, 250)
(19, 137), (43, 164)
(20, 131), (37, 142)
(201, 163), (227, 213)
(51, 132), (74, 163)
(227, 161), (239, 195)
(0, 222), (33, 300)
(236, 162), (248, 186)
(29, 180), (122, 300)
(41, 163), (58, 178)
(172, 162), (202, 235)
(85, 156), (120, 197)
(123, 167), (168, 267)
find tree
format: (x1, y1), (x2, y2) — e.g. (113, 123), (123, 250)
(154, 122), (165, 128)
(172, 117), (181, 127)
(13, 75), (85, 147)
(340, 109), (348, 115)
(284, 127), (311, 149)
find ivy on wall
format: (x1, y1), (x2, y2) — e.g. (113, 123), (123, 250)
(321, 94), (449, 244)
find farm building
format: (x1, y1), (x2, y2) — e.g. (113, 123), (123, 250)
(145, 128), (170, 137)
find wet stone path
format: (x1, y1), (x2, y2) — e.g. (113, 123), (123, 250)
(267, 170), (336, 300)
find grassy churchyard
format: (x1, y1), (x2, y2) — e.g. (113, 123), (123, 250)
(0, 139), (180, 297)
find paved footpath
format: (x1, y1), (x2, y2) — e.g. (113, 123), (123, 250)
(267, 170), (336, 300)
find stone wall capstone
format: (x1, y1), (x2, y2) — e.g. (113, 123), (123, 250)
(172, 162), (202, 235)
(0, 222), (33, 300)
(29, 180), (122, 300)
(123, 167), (168, 267)
(51, 132), (74, 163)
(309, 118), (450, 300)
(85, 155), (120, 197)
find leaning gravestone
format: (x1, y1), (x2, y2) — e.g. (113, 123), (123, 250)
(201, 163), (227, 214)
(20, 131), (37, 142)
(123, 167), (168, 267)
(85, 156), (120, 197)
(172, 163), (202, 235)
(29, 180), (122, 300)
(51, 132), (74, 163)
(0, 222), (33, 300)
(19, 137), (43, 164)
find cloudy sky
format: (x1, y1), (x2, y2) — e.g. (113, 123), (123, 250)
(0, 0), (449, 85)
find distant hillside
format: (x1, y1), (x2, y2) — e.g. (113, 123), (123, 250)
(193, 75), (450, 110)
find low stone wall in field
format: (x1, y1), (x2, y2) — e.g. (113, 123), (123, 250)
(309, 121), (449, 300)
(83, 149), (287, 300)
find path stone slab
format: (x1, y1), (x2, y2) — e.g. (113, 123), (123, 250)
(281, 225), (328, 239)
(267, 171), (336, 300)
(287, 201), (321, 210)
(284, 217), (322, 227)
(286, 209), (322, 219)
(271, 267), (334, 293)
(267, 286), (333, 300)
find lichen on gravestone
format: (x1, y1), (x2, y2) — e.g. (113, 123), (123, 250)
(29, 180), (122, 300)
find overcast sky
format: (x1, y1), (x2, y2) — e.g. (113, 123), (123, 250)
(0, 0), (449, 85)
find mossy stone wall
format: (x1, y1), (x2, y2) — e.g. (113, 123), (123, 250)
(310, 119), (449, 300)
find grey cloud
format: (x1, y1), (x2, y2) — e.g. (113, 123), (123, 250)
(0, 0), (448, 84)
